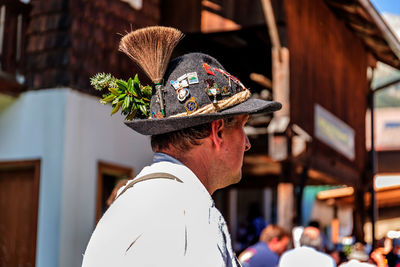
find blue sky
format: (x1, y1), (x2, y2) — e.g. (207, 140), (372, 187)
(370, 0), (400, 15)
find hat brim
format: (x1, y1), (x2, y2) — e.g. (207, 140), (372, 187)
(124, 99), (282, 135)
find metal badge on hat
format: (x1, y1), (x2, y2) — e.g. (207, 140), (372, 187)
(203, 63), (237, 104)
(177, 88), (189, 102)
(221, 86), (230, 96)
(204, 79), (221, 104)
(184, 97), (198, 114)
(187, 72), (199, 84)
(151, 111), (164, 119)
(171, 73), (194, 102)
(203, 63), (215, 75)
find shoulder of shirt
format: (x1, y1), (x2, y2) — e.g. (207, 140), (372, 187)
(116, 162), (186, 195)
(114, 161), (214, 212)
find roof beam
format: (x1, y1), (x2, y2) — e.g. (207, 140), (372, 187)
(325, 0), (371, 22)
(349, 21), (379, 36)
(358, 0), (400, 62)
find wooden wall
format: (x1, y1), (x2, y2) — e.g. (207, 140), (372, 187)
(284, 0), (369, 185)
(26, 0), (159, 94)
(161, 0), (285, 34)
(69, 0), (160, 94)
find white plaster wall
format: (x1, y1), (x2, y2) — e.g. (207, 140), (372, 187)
(0, 89), (68, 267)
(59, 89), (154, 267)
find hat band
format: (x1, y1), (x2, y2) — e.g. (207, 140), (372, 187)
(170, 89), (251, 118)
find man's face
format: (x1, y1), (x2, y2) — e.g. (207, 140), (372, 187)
(275, 236), (290, 255)
(221, 114), (250, 185)
(394, 245), (400, 255)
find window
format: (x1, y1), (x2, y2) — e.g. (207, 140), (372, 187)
(96, 161), (133, 222)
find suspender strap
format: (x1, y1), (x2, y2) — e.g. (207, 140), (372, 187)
(116, 172), (183, 200)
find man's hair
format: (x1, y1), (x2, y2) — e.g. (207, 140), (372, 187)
(259, 224), (290, 243)
(300, 226), (323, 250)
(308, 220), (320, 229)
(151, 117), (237, 152)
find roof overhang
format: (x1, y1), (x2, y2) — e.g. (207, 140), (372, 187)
(325, 0), (400, 69)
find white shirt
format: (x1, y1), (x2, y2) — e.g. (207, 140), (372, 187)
(339, 260), (376, 267)
(279, 246), (336, 267)
(82, 153), (238, 267)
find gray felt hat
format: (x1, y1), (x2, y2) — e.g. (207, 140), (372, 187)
(125, 52), (281, 135)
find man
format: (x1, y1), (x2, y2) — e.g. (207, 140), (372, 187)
(239, 224), (290, 267)
(81, 26), (281, 266)
(279, 226), (336, 267)
(387, 238), (400, 267)
(339, 243), (375, 267)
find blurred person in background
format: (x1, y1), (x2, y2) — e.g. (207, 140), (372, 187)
(327, 248), (343, 266)
(246, 203), (268, 246)
(238, 224), (290, 267)
(387, 238), (400, 267)
(308, 220), (329, 251)
(339, 243), (375, 267)
(279, 226), (336, 267)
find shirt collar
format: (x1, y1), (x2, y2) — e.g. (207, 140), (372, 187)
(143, 153), (214, 207)
(153, 152), (183, 165)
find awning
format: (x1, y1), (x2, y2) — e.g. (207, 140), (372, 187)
(325, 0), (400, 69)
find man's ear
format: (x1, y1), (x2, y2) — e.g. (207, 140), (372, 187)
(210, 119), (224, 149)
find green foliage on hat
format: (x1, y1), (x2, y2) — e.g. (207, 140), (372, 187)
(90, 73), (152, 120)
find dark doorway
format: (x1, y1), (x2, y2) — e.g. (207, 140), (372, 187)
(0, 159), (40, 267)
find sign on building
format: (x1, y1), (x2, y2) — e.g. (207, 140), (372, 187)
(314, 104), (355, 160)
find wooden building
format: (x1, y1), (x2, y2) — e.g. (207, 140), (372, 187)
(161, 0), (400, 245)
(1, 0), (400, 266)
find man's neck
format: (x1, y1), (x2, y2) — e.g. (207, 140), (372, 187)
(157, 146), (217, 195)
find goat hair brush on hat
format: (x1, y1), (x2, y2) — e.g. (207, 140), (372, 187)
(119, 27), (184, 115)
(119, 26), (184, 84)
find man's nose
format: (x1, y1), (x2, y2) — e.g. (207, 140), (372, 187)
(244, 135), (251, 151)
